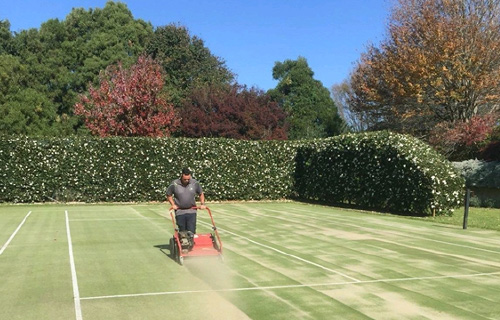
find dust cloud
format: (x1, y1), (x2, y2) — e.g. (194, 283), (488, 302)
(185, 256), (233, 291)
(184, 256), (251, 319)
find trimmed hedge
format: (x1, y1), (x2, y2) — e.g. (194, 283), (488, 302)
(1, 133), (464, 215)
(294, 131), (464, 215)
(0, 136), (299, 202)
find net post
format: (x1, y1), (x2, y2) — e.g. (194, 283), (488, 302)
(463, 188), (470, 230)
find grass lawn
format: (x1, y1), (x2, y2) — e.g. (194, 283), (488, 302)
(423, 206), (500, 231)
(1, 202), (499, 319)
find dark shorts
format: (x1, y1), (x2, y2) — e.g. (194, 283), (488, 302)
(175, 212), (197, 233)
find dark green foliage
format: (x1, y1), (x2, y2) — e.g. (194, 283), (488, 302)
(0, 136), (299, 202)
(268, 57), (346, 139)
(1, 2), (154, 136)
(145, 24), (235, 107)
(294, 131), (464, 215)
(0, 54), (73, 135)
(1, 2), (245, 137)
(1, 133), (463, 216)
(62, 2), (153, 88)
(0, 20), (15, 55)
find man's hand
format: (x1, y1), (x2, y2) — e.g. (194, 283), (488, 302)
(200, 204), (206, 210)
(171, 204), (179, 210)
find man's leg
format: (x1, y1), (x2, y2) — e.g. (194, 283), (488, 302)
(176, 214), (188, 231)
(186, 212), (197, 234)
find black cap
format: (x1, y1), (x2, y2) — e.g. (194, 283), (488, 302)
(181, 167), (192, 175)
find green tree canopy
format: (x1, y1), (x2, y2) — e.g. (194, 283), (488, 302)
(268, 57), (345, 140)
(145, 23), (235, 106)
(0, 54), (73, 136)
(62, 1), (153, 91)
(2, 1), (154, 136)
(0, 20), (14, 55)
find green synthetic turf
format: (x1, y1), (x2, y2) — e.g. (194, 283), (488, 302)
(1, 202), (499, 319)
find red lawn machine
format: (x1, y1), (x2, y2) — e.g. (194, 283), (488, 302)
(168, 206), (223, 265)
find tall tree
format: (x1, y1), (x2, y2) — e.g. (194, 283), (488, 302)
(145, 24), (235, 107)
(331, 80), (366, 132)
(63, 2), (153, 90)
(1, 1), (154, 136)
(350, 0), (500, 135)
(180, 84), (287, 140)
(0, 20), (14, 55)
(429, 114), (497, 159)
(54, 2), (153, 115)
(0, 54), (63, 135)
(269, 57), (345, 140)
(74, 55), (179, 137)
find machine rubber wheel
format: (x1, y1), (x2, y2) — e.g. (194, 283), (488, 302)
(211, 233), (220, 251)
(171, 237), (181, 264)
(169, 237), (176, 258)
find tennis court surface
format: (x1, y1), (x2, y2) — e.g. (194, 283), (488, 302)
(1, 202), (499, 319)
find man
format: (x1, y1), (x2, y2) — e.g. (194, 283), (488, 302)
(166, 167), (206, 234)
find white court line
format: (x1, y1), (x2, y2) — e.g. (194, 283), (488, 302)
(198, 220), (360, 282)
(0, 211), (32, 255)
(222, 210), (500, 269)
(81, 270), (500, 301)
(65, 211), (83, 320)
(260, 208), (500, 255)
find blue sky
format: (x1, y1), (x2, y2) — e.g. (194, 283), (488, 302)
(0, 0), (391, 91)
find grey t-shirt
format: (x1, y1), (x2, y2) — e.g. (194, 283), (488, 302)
(166, 178), (203, 215)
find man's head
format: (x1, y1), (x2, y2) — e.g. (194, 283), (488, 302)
(180, 167), (192, 186)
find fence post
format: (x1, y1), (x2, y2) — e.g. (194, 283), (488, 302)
(463, 188), (470, 230)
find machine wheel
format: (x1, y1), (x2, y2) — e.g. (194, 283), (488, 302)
(169, 237), (176, 258)
(211, 233), (220, 251)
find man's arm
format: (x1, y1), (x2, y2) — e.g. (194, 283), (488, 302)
(166, 183), (178, 210)
(167, 195), (178, 210)
(199, 193), (206, 209)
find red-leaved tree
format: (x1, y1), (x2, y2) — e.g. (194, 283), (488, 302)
(429, 114), (497, 160)
(74, 55), (179, 137)
(180, 84), (287, 140)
